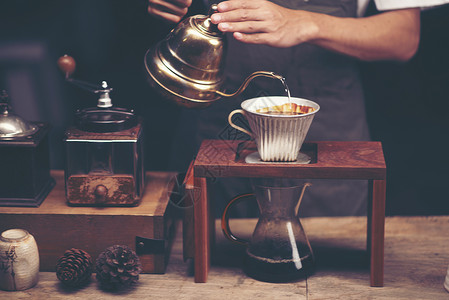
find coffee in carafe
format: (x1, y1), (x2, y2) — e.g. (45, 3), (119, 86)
(222, 182), (315, 282)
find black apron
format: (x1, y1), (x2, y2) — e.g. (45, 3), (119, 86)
(169, 0), (370, 217)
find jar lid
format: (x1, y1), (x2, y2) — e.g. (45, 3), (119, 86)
(75, 106), (137, 133)
(0, 91), (38, 138)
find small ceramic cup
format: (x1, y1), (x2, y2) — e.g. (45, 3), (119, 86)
(228, 96), (320, 162)
(0, 229), (39, 291)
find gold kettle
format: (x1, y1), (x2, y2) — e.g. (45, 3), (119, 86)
(144, 4), (283, 108)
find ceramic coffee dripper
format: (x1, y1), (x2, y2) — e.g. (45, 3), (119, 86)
(144, 4), (284, 108)
(228, 96), (320, 162)
(221, 182), (314, 282)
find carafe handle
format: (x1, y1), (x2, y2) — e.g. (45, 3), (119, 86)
(295, 183), (312, 216)
(216, 71), (283, 98)
(221, 193), (255, 246)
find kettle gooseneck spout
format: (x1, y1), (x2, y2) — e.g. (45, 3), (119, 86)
(215, 71), (284, 98)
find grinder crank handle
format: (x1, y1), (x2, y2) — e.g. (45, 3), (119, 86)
(57, 54), (111, 93)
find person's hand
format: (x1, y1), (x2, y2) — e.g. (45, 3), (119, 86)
(210, 0), (319, 47)
(147, 0), (192, 23)
(210, 0), (420, 61)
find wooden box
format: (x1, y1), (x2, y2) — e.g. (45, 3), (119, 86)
(0, 123), (55, 207)
(0, 170), (178, 274)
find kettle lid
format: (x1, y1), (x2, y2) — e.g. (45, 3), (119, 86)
(192, 4), (222, 36)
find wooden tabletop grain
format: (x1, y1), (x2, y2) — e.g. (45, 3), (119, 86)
(1, 216), (448, 299)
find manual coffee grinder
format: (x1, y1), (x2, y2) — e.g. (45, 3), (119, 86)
(0, 90), (55, 207)
(58, 55), (144, 206)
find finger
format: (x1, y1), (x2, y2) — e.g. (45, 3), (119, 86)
(149, 0), (191, 9)
(212, 0), (273, 24)
(148, 7), (185, 23)
(211, 9), (266, 24)
(218, 21), (267, 33)
(233, 32), (277, 46)
(217, 0), (261, 12)
(169, 0), (192, 7)
(148, 3), (188, 23)
(148, 0), (189, 15)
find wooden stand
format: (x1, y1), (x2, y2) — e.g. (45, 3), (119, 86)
(186, 140), (386, 286)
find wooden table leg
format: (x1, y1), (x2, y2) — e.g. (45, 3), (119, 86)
(369, 179), (386, 287)
(194, 177), (210, 283)
(183, 161), (195, 261)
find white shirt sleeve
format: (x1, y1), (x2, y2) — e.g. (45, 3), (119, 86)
(374, 0), (449, 10)
(358, 0), (449, 16)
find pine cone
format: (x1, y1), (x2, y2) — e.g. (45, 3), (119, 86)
(95, 245), (142, 290)
(56, 248), (93, 287)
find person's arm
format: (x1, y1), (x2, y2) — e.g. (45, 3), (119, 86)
(210, 0), (420, 62)
(147, 0), (192, 23)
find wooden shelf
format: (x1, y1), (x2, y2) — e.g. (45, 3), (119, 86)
(194, 140), (386, 179)
(1, 170), (176, 216)
(0, 170), (178, 274)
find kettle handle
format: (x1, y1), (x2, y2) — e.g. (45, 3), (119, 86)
(216, 71), (284, 98)
(221, 193), (255, 246)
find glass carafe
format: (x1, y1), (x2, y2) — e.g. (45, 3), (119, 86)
(222, 182), (314, 282)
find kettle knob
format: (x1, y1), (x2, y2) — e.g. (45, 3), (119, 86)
(0, 90), (10, 114)
(209, 4), (218, 13)
(196, 4), (220, 35)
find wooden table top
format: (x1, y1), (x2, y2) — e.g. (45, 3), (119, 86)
(2, 216), (448, 299)
(194, 140), (386, 179)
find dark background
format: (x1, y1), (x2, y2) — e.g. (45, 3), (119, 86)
(0, 0), (448, 216)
